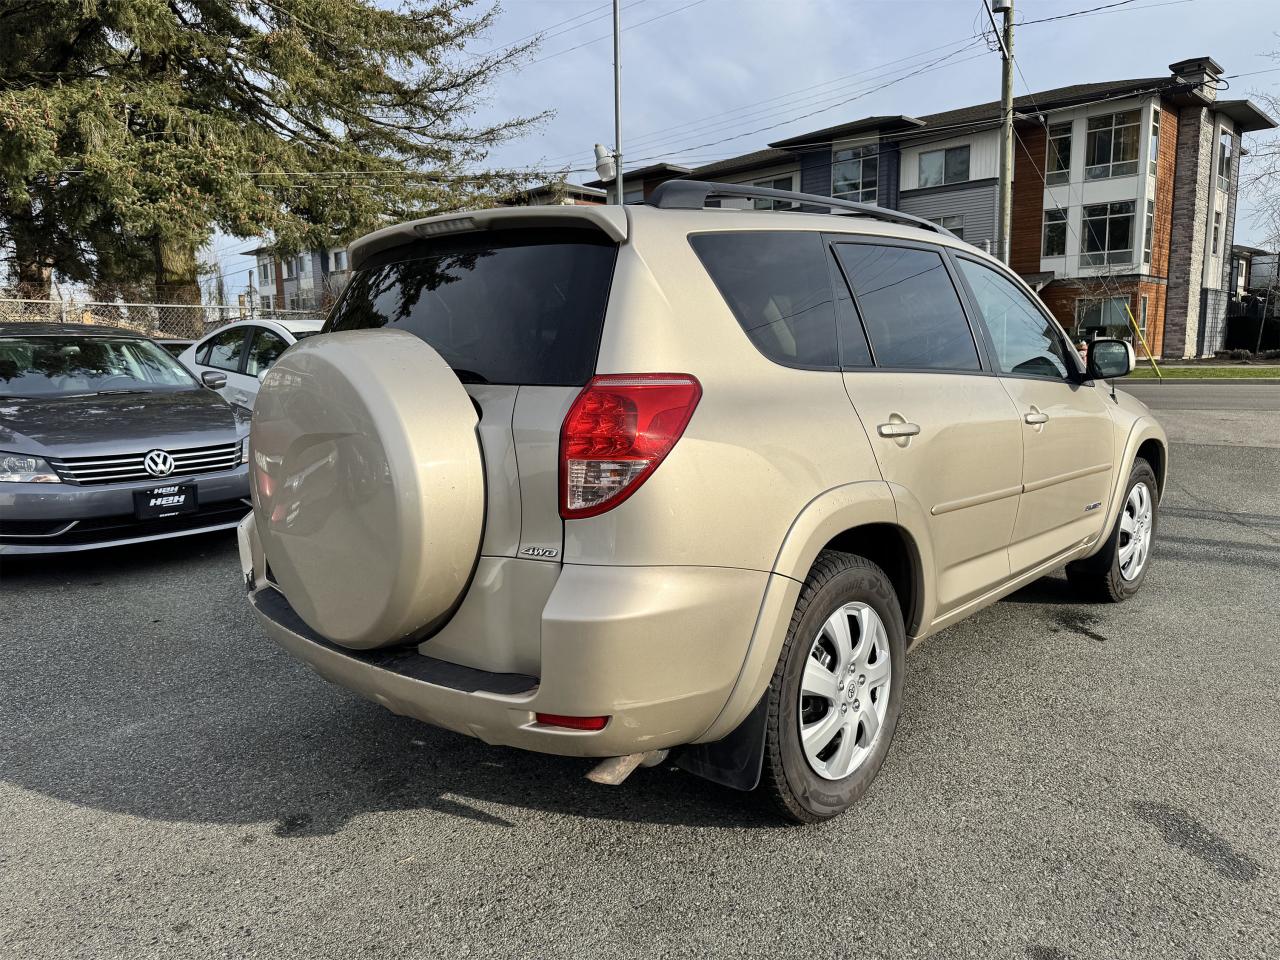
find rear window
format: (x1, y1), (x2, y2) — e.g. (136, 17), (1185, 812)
(690, 231), (838, 368)
(325, 230), (617, 386)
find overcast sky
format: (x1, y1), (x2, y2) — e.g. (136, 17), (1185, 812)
(212, 0), (1280, 290)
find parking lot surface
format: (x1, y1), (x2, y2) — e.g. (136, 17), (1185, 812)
(3, 384), (1278, 959)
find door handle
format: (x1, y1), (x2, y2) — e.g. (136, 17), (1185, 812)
(1024, 409), (1049, 426)
(877, 421), (921, 438)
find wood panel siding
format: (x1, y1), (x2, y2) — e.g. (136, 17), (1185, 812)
(1150, 97), (1178, 282)
(1011, 122), (1047, 276)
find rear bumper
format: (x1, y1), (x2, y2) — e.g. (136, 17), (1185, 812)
(0, 466), (249, 554)
(241, 516), (768, 758)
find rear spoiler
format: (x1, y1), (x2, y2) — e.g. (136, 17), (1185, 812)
(349, 206), (628, 271)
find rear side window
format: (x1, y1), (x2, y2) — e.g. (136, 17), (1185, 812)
(203, 328), (248, 372)
(245, 328), (289, 377)
(326, 231), (617, 386)
(690, 231), (838, 368)
(834, 243), (980, 371)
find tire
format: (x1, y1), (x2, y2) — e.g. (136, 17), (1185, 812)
(1067, 458), (1159, 603)
(758, 550), (906, 824)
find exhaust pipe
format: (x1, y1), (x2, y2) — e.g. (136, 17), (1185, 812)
(586, 749), (670, 786)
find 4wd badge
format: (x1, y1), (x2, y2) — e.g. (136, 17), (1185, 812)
(521, 546), (558, 558)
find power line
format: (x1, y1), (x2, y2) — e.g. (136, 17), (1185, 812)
(539, 33), (986, 167)
(622, 44), (988, 167)
(528, 0), (708, 66)
(1017, 0), (1193, 25)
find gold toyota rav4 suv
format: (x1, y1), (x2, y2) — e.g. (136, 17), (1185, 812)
(239, 181), (1166, 823)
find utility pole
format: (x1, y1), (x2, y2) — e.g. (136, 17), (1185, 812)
(612, 0), (624, 205)
(989, 0), (1015, 264)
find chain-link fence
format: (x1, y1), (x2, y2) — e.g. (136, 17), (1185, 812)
(0, 298), (326, 340)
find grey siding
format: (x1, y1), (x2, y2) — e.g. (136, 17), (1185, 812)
(799, 148), (833, 196)
(877, 140), (901, 209)
(897, 181), (998, 251)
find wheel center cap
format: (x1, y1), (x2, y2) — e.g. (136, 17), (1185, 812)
(847, 685), (858, 701)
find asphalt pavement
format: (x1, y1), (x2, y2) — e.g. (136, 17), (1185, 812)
(2, 383), (1278, 959)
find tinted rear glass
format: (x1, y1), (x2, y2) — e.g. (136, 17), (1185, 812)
(325, 231), (617, 386)
(834, 243), (980, 371)
(690, 231), (839, 368)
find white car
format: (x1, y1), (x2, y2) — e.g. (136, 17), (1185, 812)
(178, 318), (323, 408)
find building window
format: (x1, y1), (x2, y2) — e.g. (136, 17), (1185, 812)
(1085, 110), (1140, 180)
(282, 258), (296, 280)
(1075, 297), (1130, 337)
(623, 188), (644, 204)
(331, 250), (347, 271)
(930, 215), (965, 240)
(832, 144), (878, 203)
(1218, 130), (1233, 191)
(296, 255), (308, 276)
(260, 295), (273, 311)
(1139, 294), (1149, 333)
(1081, 200), (1135, 266)
(1213, 211), (1222, 255)
(918, 145), (970, 188)
(1042, 209), (1068, 257)
(752, 175), (797, 210)
(257, 261), (272, 283)
(1149, 107), (1160, 176)
(1143, 199), (1154, 264)
(1046, 122), (1072, 185)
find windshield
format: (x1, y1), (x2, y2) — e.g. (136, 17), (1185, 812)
(325, 230), (617, 386)
(0, 335), (200, 398)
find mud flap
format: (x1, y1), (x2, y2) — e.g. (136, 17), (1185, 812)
(673, 694), (768, 792)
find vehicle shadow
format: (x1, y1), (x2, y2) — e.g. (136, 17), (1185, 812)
(1000, 571), (1093, 606)
(5, 682), (784, 834)
(2, 532), (784, 832)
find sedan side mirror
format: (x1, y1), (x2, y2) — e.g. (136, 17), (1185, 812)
(201, 370), (228, 390)
(1086, 339), (1136, 380)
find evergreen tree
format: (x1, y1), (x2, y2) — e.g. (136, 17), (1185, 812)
(0, 0), (543, 300)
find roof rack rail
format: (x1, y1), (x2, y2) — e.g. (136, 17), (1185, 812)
(645, 180), (958, 239)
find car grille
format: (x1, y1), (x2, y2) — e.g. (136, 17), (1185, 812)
(50, 442), (241, 485)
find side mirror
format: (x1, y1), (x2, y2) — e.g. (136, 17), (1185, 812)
(201, 370), (228, 390)
(1086, 339), (1135, 380)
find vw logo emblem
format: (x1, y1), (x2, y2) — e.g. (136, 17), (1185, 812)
(144, 449), (176, 478)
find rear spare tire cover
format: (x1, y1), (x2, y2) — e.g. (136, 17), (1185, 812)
(251, 329), (483, 650)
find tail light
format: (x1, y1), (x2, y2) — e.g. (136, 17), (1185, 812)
(559, 373), (702, 519)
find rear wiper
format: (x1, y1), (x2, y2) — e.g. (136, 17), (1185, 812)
(451, 368), (490, 384)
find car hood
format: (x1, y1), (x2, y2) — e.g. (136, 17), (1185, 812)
(0, 389), (248, 458)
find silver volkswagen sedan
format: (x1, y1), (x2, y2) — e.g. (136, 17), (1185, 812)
(0, 324), (251, 555)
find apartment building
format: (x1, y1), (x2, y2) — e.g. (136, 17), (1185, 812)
(251, 245), (351, 313)
(612, 55), (1275, 359)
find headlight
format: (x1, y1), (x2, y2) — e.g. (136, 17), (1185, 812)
(240, 437), (250, 465)
(0, 452), (61, 483)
